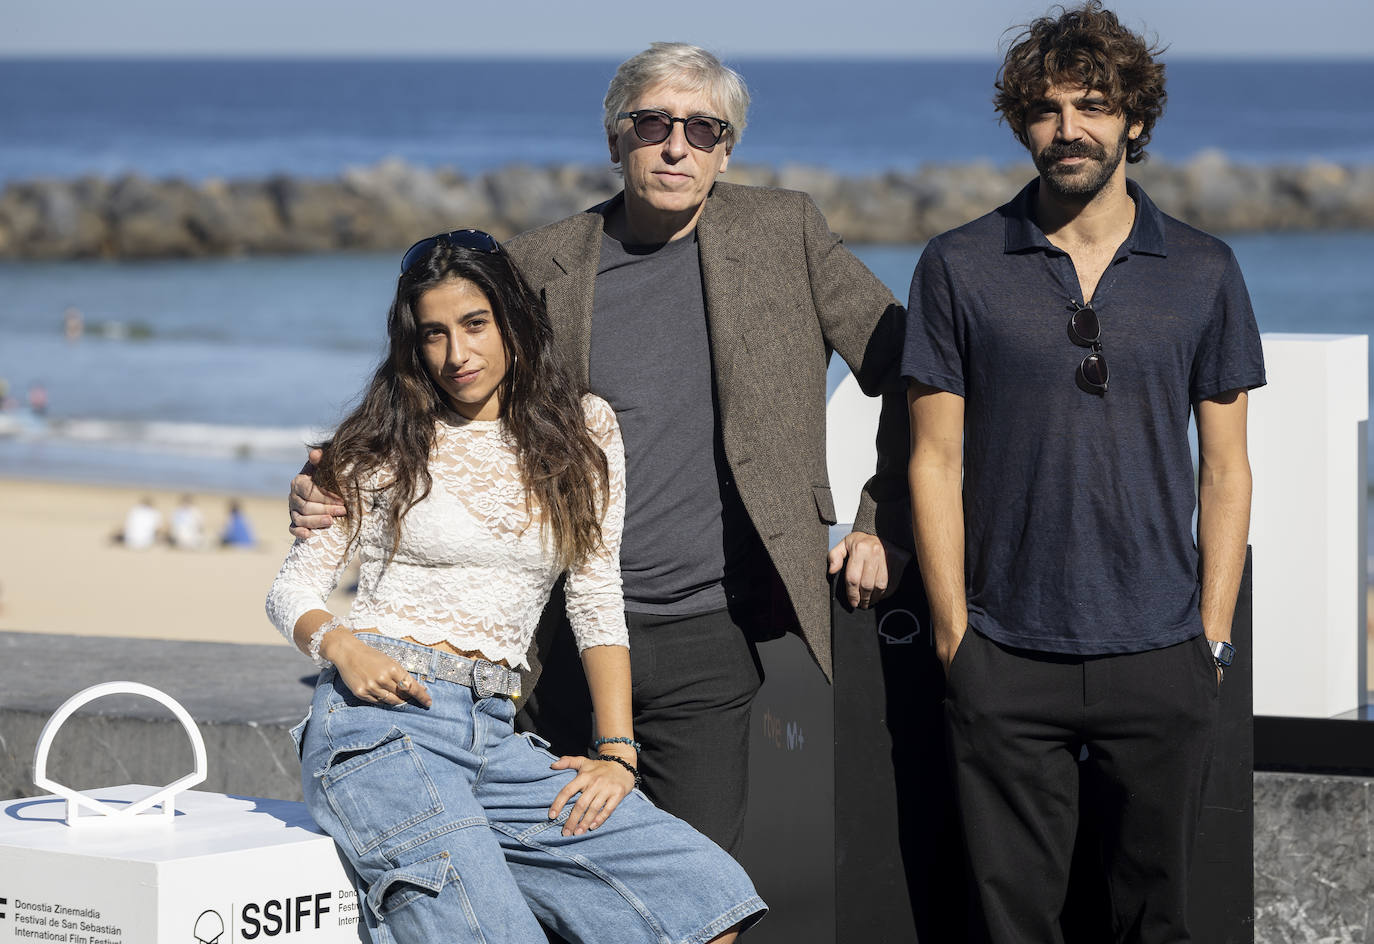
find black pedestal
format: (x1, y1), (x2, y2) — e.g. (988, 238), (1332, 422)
(1188, 551), (1256, 943)
(738, 553), (1255, 943)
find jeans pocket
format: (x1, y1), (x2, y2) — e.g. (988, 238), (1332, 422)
(366, 851), (455, 919)
(520, 730), (563, 762)
(321, 727), (444, 856)
(288, 708), (312, 760)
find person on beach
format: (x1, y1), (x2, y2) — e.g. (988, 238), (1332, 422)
(903, 4), (1265, 941)
(290, 42), (911, 853)
(168, 494), (205, 550)
(63, 306), (84, 342)
(266, 232), (764, 944)
(220, 499), (257, 548)
(112, 495), (162, 549)
(26, 382), (48, 417)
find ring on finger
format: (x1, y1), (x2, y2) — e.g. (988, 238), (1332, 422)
(398, 677), (410, 692)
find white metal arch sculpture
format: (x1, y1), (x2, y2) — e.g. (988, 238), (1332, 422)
(32, 681), (208, 826)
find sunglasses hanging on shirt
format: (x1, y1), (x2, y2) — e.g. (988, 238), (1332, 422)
(1067, 300), (1109, 394)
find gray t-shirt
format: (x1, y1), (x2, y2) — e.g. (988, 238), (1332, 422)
(589, 230), (758, 614)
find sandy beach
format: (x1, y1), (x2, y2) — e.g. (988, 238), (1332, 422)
(2, 476), (1372, 690)
(0, 478), (352, 647)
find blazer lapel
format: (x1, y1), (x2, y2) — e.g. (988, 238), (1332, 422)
(696, 187), (749, 415)
(540, 208), (608, 390)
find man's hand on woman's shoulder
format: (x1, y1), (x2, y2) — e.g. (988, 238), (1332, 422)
(288, 447), (346, 538)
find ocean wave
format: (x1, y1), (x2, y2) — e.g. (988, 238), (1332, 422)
(84, 320), (157, 341)
(0, 414), (327, 462)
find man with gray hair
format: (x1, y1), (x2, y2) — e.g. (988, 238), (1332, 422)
(291, 42), (908, 853)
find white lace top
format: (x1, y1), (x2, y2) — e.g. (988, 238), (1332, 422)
(266, 394), (628, 668)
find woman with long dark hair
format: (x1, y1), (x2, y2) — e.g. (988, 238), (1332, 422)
(266, 231), (764, 944)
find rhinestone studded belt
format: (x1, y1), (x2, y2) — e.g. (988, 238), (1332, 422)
(355, 634), (522, 699)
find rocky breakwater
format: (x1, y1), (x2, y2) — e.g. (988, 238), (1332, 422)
(2, 152), (1372, 260)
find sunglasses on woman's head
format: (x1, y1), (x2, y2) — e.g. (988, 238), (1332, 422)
(400, 229), (502, 274)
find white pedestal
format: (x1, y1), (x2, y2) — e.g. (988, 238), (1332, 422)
(825, 374), (883, 528)
(1249, 333), (1369, 718)
(0, 785), (365, 943)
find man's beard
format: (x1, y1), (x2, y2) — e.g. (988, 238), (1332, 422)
(1034, 127), (1129, 199)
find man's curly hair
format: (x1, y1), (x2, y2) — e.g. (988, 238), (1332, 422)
(994, 2), (1167, 164)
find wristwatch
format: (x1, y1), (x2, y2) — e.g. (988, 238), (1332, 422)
(1208, 639), (1235, 668)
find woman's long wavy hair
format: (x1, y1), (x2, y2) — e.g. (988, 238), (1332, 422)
(314, 239), (609, 571)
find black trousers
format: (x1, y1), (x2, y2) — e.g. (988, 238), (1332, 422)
(944, 630), (1219, 944)
(519, 606), (764, 854)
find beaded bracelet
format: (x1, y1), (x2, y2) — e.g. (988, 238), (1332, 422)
(596, 753), (642, 789)
(592, 736), (642, 754)
(308, 616), (349, 668)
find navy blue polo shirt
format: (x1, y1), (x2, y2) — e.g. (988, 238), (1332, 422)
(901, 179), (1267, 655)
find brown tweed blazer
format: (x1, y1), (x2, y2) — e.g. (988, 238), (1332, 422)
(507, 181), (908, 682)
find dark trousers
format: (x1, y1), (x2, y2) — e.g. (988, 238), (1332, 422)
(519, 606), (764, 854)
(944, 630), (1219, 944)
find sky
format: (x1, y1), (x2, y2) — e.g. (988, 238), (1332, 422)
(5, 0), (1374, 59)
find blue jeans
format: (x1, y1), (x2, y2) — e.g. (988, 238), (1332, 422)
(295, 641), (766, 944)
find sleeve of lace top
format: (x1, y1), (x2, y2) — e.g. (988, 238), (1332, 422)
(264, 494), (361, 644)
(563, 394), (630, 652)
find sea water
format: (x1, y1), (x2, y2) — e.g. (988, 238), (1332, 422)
(2, 58), (1372, 182)
(0, 232), (1369, 492)
(0, 57), (1370, 546)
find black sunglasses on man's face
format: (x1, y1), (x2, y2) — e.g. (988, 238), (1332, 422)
(617, 109), (730, 150)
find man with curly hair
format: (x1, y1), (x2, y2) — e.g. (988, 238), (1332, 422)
(902, 4), (1265, 941)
